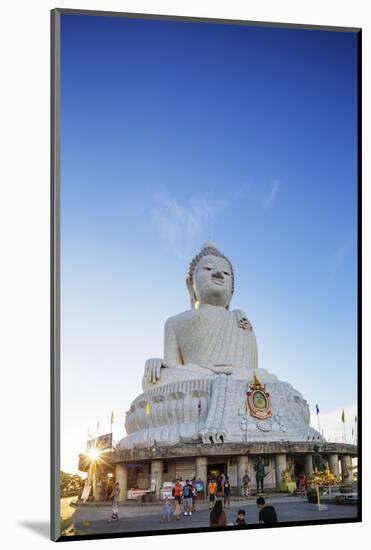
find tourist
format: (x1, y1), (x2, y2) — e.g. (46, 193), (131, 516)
(174, 496), (182, 521)
(221, 472), (226, 489)
(110, 501), (119, 522)
(161, 497), (172, 523)
(182, 480), (193, 516)
(110, 482), (120, 504)
(243, 471), (251, 497)
(256, 497), (278, 524)
(191, 479), (197, 512)
(223, 476), (231, 509)
(299, 472), (306, 496)
(208, 478), (217, 509)
(105, 478), (114, 501)
(235, 509), (246, 526)
(210, 500), (226, 527)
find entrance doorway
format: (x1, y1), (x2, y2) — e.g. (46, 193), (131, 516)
(207, 463), (227, 492)
(292, 457), (305, 482)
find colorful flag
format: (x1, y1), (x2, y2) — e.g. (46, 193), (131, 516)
(315, 404), (320, 415)
(341, 409), (345, 423)
(145, 402), (151, 415)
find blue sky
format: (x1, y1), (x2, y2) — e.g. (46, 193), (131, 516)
(60, 14), (358, 473)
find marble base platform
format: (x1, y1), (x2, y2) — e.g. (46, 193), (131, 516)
(118, 371), (321, 450)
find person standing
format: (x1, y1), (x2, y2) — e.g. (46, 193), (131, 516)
(161, 497), (172, 523)
(191, 479), (197, 512)
(172, 480), (182, 520)
(210, 500), (226, 527)
(182, 480), (193, 516)
(223, 476), (231, 509)
(108, 482), (120, 522)
(242, 471), (251, 497)
(208, 478), (217, 509)
(299, 472), (306, 496)
(256, 497), (278, 524)
(110, 482), (120, 504)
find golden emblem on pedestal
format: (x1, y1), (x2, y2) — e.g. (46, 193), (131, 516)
(247, 373), (272, 420)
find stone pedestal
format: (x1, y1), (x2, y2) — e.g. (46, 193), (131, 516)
(151, 459), (163, 498)
(305, 453), (313, 479)
(195, 456), (207, 489)
(237, 455), (249, 495)
(328, 454), (339, 477)
(115, 463), (128, 501)
(275, 453), (287, 490)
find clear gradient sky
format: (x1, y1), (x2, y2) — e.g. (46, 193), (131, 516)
(60, 14), (358, 473)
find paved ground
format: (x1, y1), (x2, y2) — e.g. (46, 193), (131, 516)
(66, 496), (358, 537)
(61, 497), (78, 520)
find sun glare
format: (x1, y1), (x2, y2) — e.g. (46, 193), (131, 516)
(87, 448), (100, 461)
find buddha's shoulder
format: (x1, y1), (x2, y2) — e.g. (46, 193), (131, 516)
(165, 310), (198, 330)
(166, 310), (195, 324)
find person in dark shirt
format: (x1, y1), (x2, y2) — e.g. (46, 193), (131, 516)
(223, 476), (231, 509)
(256, 497), (278, 524)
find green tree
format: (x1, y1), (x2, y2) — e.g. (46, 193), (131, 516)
(60, 471), (85, 498)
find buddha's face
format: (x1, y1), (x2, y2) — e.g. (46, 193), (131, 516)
(192, 255), (233, 308)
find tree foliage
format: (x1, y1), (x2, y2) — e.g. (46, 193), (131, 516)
(60, 471), (85, 498)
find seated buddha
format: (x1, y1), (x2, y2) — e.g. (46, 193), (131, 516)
(142, 242), (263, 391)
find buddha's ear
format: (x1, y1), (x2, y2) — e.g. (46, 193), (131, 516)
(186, 277), (197, 309)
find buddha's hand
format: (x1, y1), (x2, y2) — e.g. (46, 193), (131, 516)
(144, 358), (168, 384)
(210, 364), (233, 375)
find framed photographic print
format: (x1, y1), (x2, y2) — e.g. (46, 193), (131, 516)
(51, 8), (361, 542)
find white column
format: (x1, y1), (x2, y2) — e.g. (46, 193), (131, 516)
(115, 463), (128, 501)
(237, 455), (248, 495)
(151, 459), (163, 499)
(340, 455), (352, 482)
(328, 454), (339, 477)
(195, 457), (207, 490)
(305, 454), (313, 479)
(275, 454), (287, 490)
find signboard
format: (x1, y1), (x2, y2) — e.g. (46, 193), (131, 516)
(127, 488), (152, 500)
(81, 485), (91, 502)
(87, 433), (113, 451)
(161, 487), (174, 500)
(196, 481), (204, 493)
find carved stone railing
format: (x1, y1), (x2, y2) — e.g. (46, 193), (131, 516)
(125, 378), (212, 434)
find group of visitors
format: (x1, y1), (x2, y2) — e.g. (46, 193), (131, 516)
(209, 496), (278, 527)
(162, 479), (198, 521)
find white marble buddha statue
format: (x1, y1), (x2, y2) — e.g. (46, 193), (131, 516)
(120, 242), (319, 449)
(142, 242), (260, 390)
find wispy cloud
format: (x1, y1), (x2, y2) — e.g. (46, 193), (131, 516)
(263, 179), (282, 208)
(152, 194), (228, 259)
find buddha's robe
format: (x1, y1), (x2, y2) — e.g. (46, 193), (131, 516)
(141, 304), (259, 392)
(160, 304), (257, 382)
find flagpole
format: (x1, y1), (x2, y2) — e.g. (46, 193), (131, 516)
(315, 405), (321, 441)
(341, 409), (346, 443)
(355, 415), (357, 445)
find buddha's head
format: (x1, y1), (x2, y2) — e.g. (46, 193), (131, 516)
(187, 242), (234, 309)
